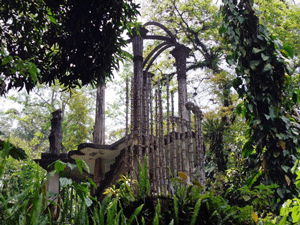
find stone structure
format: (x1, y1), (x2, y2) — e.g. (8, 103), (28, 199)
(69, 22), (205, 196)
(49, 109), (63, 154)
(37, 22), (205, 198)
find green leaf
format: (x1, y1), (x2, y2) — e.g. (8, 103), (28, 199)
(235, 103), (243, 114)
(88, 178), (97, 189)
(219, 25), (226, 35)
(54, 160), (67, 172)
(48, 15), (57, 24)
(75, 158), (83, 174)
(263, 63), (272, 72)
(75, 158), (90, 174)
(127, 204), (144, 225)
(154, 200), (161, 225)
(257, 35), (265, 41)
(269, 107), (276, 119)
(2, 56), (13, 65)
(264, 114), (271, 120)
(190, 198), (202, 225)
(59, 177), (72, 187)
(282, 44), (294, 58)
(273, 151), (280, 158)
(242, 140), (254, 158)
(237, 16), (245, 24)
(261, 53), (269, 61)
(82, 159), (90, 173)
(281, 165), (290, 173)
(277, 188), (284, 199)
(67, 162), (77, 171)
(250, 60), (261, 70)
(242, 195), (251, 201)
(253, 48), (262, 54)
(274, 39), (283, 49)
(247, 103), (253, 112)
(281, 116), (290, 127)
(28, 62), (38, 82)
(84, 197), (93, 207)
(292, 209), (300, 223)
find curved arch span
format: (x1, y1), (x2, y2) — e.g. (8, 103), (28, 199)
(144, 44), (175, 73)
(144, 21), (176, 42)
(143, 42), (176, 68)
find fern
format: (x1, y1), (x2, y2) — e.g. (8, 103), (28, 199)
(107, 197), (118, 224)
(127, 204), (144, 225)
(173, 194), (179, 224)
(190, 198), (202, 225)
(136, 158), (151, 199)
(153, 199), (161, 225)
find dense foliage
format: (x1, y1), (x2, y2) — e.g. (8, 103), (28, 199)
(0, 150), (257, 224)
(1, 0), (300, 224)
(221, 0), (300, 207)
(0, 0), (139, 93)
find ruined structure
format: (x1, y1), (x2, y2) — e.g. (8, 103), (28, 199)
(38, 22), (205, 197)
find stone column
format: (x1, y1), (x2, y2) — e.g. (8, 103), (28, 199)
(47, 109), (63, 205)
(49, 109), (63, 154)
(171, 45), (191, 121)
(93, 77), (106, 192)
(94, 77), (106, 145)
(131, 27), (148, 132)
(185, 102), (205, 189)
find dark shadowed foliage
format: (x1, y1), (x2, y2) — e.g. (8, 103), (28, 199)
(0, 0), (139, 93)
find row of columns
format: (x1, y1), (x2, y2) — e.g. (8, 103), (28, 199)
(131, 27), (191, 135)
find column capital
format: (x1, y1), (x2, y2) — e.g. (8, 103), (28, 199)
(129, 26), (149, 38)
(170, 45), (191, 60)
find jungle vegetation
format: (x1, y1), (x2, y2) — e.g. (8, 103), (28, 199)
(1, 0), (300, 224)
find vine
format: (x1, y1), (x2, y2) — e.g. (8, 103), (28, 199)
(220, 0), (300, 208)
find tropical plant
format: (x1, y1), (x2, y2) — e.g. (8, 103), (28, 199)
(220, 0), (300, 209)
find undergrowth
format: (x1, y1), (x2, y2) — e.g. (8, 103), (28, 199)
(1, 140), (299, 224)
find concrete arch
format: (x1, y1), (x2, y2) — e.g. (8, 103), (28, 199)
(142, 21), (179, 72)
(144, 21), (176, 41)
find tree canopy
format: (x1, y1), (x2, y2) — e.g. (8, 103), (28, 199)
(0, 0), (139, 94)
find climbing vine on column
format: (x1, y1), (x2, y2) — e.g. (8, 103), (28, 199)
(220, 0), (300, 206)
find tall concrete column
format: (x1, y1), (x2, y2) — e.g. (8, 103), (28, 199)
(131, 27), (148, 132)
(94, 77), (106, 145)
(93, 76), (106, 192)
(46, 109), (63, 204)
(171, 45), (191, 121)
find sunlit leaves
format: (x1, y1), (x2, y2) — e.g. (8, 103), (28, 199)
(255, 0), (300, 58)
(60, 177), (72, 187)
(75, 158), (90, 174)
(54, 160), (67, 173)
